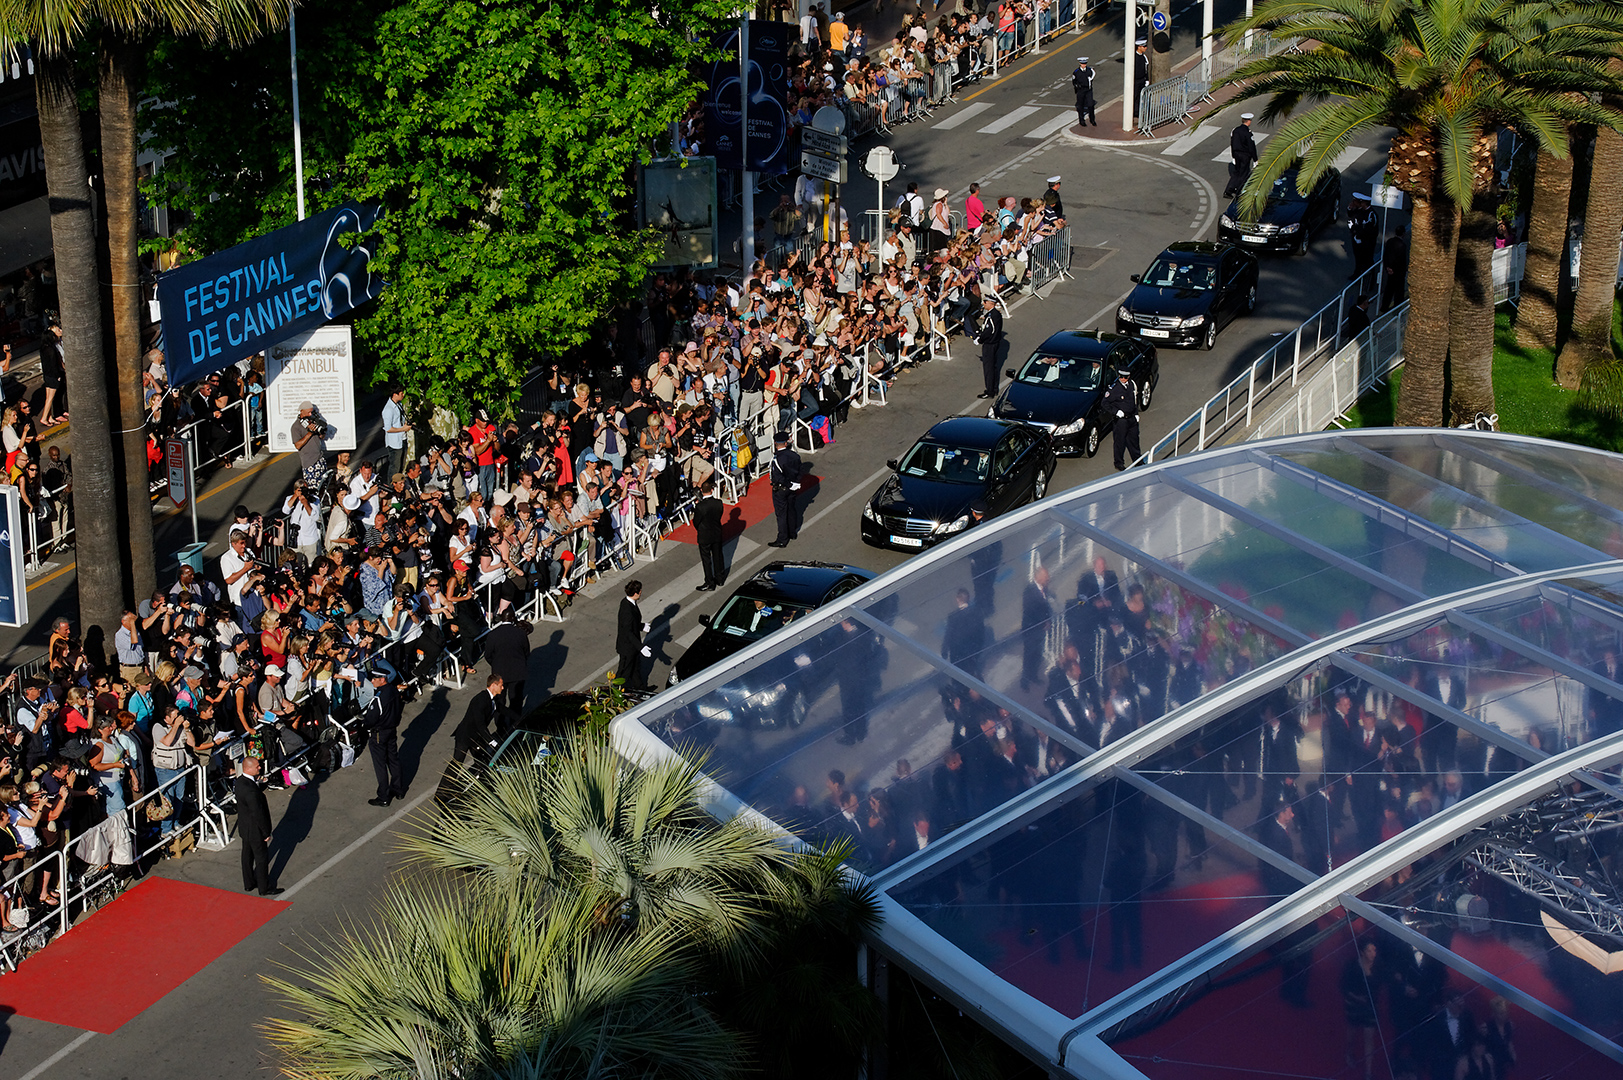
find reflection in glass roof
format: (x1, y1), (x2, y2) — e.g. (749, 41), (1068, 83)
(610, 431), (1623, 1079)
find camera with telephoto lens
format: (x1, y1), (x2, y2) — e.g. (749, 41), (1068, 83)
(303, 409), (327, 435)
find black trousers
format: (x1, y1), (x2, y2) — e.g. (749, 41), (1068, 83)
(1112, 417), (1141, 468)
(1076, 95), (1095, 126)
(500, 681), (526, 715)
(698, 540), (727, 587)
(370, 729), (405, 800)
(241, 834), (272, 893)
(615, 649), (645, 690)
(982, 350), (1000, 395)
(772, 488), (802, 543)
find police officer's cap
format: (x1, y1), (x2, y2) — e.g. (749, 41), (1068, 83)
(1240, 112), (1254, 120)
(774, 431), (790, 445)
(367, 669), (390, 681)
(969, 499), (989, 514)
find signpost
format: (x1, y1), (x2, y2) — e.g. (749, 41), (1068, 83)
(800, 127), (844, 157)
(808, 107), (849, 238)
(865, 146), (901, 245)
(800, 151), (848, 184)
(166, 436), (199, 545)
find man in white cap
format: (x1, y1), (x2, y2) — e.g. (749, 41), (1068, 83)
(1045, 176), (1064, 218)
(1227, 112), (1258, 198)
(1072, 57), (1096, 127)
(1134, 39), (1149, 113)
(291, 399), (329, 487)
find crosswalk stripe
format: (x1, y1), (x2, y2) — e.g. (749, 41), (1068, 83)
(1025, 112), (1077, 139)
(979, 105), (1043, 133)
(1211, 131), (1269, 161)
(933, 102), (992, 130)
(1330, 147), (1370, 175)
(1162, 124), (1222, 156)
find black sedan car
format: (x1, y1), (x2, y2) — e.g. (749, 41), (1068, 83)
(861, 417), (1055, 551)
(1217, 164), (1343, 255)
(668, 560), (874, 696)
(1115, 242), (1260, 350)
(989, 330), (1158, 457)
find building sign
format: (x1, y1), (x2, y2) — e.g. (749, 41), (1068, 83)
(266, 324), (359, 453)
(165, 437), (192, 509)
(155, 202), (385, 385)
(701, 23), (792, 175)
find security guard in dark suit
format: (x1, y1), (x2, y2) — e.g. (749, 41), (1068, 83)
(1071, 58), (1096, 127)
(362, 668), (406, 807)
(1133, 39), (1149, 114)
(1226, 113), (1257, 198)
(233, 755), (280, 895)
(1101, 370), (1140, 471)
(768, 431), (804, 548)
(975, 294), (1004, 399)
(1347, 192), (1379, 280)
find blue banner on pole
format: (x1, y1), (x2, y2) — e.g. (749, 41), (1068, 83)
(156, 203), (385, 386)
(0, 485), (27, 627)
(701, 23), (791, 175)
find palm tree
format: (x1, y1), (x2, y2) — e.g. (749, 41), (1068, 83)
(1219, 0), (1623, 426)
(264, 881), (743, 1080)
(1517, 135), (1575, 360)
(1560, 62), (1623, 405)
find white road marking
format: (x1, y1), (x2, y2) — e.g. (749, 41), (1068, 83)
(19, 1032), (97, 1080)
(933, 102), (993, 130)
(979, 105), (1043, 133)
(1211, 131), (1269, 161)
(1162, 124), (1222, 156)
(1330, 146), (1370, 174)
(1025, 112), (1079, 139)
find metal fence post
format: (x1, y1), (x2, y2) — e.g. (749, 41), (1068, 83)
(1245, 363), (1256, 427)
(1292, 330), (1302, 386)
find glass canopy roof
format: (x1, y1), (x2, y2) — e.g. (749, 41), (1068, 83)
(610, 430), (1623, 1079)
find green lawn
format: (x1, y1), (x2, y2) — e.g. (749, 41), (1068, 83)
(1342, 305), (1623, 451)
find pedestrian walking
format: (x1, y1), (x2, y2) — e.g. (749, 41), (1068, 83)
(381, 385), (411, 477)
(768, 431), (804, 548)
(1347, 193), (1378, 281)
(1226, 113), (1257, 198)
(1101, 370), (1141, 471)
(693, 479), (727, 591)
(1072, 58), (1096, 127)
(616, 580), (651, 689)
(975, 294), (1004, 399)
(363, 669), (406, 807)
(234, 755), (281, 895)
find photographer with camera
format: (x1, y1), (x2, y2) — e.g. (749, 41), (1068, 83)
(283, 477), (322, 563)
(292, 400), (330, 487)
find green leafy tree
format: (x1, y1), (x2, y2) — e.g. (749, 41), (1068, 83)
(1220, 0), (1623, 426)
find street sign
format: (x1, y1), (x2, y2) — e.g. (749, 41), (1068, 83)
(1151, 10), (1168, 31)
(801, 151), (848, 184)
(166, 437), (192, 510)
(801, 127), (846, 157)
(865, 146), (900, 182)
(812, 105), (846, 135)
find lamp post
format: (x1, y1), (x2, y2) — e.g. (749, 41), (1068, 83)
(290, 3), (306, 221)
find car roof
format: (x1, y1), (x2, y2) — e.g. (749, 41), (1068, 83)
(919, 415), (1026, 450)
(1030, 329), (1130, 360)
(1158, 241), (1229, 262)
(736, 561), (872, 605)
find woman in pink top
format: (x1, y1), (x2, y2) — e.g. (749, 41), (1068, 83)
(965, 182), (985, 233)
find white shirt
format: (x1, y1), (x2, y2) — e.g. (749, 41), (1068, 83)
(382, 399), (406, 449)
(219, 547), (251, 605)
(283, 494), (321, 547)
(349, 471), (378, 521)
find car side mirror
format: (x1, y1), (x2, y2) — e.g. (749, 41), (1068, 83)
(886, 459), (899, 471)
(1005, 368), (1016, 379)
(698, 614), (711, 627)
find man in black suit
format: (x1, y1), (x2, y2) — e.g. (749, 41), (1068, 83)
(1045, 647), (1096, 744)
(1256, 798), (1299, 898)
(1226, 112), (1257, 198)
(453, 673), (508, 764)
(482, 611), (531, 713)
(942, 588), (988, 680)
(768, 432), (804, 548)
(1100, 370), (1140, 471)
(693, 479), (727, 591)
(363, 669), (406, 807)
(975, 294), (1004, 399)
(616, 580), (650, 689)
(1295, 780), (1335, 877)
(964, 500), (1001, 613)
(1077, 555), (1121, 609)
(1021, 566), (1053, 690)
(234, 755), (281, 895)
(1589, 647), (1623, 738)
(835, 617), (882, 744)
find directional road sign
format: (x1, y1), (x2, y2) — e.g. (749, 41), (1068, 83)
(801, 151), (849, 184)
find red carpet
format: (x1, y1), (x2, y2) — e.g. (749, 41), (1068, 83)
(0, 876), (286, 1032)
(665, 473), (821, 545)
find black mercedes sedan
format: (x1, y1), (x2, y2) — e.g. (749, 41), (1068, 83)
(1115, 242), (1259, 350)
(1217, 164), (1343, 255)
(861, 416), (1055, 550)
(989, 330), (1158, 457)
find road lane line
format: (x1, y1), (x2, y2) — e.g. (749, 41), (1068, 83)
(933, 102), (993, 129)
(1162, 124), (1221, 156)
(1025, 111), (1080, 139)
(979, 105), (1042, 133)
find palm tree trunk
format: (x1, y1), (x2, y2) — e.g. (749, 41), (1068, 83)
(1447, 186), (1498, 424)
(1518, 140), (1573, 364)
(100, 38), (158, 603)
(1395, 187), (1460, 427)
(1556, 120), (1623, 394)
(35, 54), (125, 641)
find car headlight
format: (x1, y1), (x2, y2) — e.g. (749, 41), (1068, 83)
(863, 504), (879, 522)
(1220, 213), (1235, 229)
(936, 514), (971, 535)
(1182, 315), (1205, 328)
(1278, 223), (1300, 234)
(1117, 304), (1132, 322)
(1053, 416), (1088, 436)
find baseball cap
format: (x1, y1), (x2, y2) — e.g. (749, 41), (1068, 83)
(264, 664), (285, 676)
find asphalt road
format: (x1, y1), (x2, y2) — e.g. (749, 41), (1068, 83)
(0, 18), (1401, 1078)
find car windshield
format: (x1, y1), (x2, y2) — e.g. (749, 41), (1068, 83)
(1016, 353), (1106, 390)
(897, 441), (991, 483)
(1267, 174), (1310, 204)
(1141, 257), (1216, 291)
(709, 595), (812, 638)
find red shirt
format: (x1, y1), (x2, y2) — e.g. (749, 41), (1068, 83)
(469, 421), (497, 466)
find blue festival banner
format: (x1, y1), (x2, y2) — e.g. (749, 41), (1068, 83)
(0, 485), (26, 627)
(157, 203), (385, 385)
(702, 23), (791, 175)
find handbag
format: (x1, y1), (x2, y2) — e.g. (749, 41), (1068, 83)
(145, 793), (175, 822)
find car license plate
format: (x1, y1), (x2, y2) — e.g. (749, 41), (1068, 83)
(1241, 234), (1267, 243)
(1141, 328), (1170, 338)
(890, 535), (924, 548)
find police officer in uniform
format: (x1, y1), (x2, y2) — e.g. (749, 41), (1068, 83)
(1133, 39), (1149, 115)
(975, 293), (1004, 399)
(363, 668), (406, 807)
(1072, 58), (1096, 127)
(768, 431), (804, 548)
(1045, 175), (1064, 218)
(1226, 113), (1257, 198)
(1101, 370), (1140, 471)
(1347, 192), (1378, 280)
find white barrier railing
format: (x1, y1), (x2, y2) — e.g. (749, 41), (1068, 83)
(1247, 303), (1409, 441)
(0, 848), (67, 971)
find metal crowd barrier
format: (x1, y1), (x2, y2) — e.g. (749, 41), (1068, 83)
(1138, 37), (1303, 136)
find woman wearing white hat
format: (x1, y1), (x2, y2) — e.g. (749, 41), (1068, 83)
(928, 187), (953, 256)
